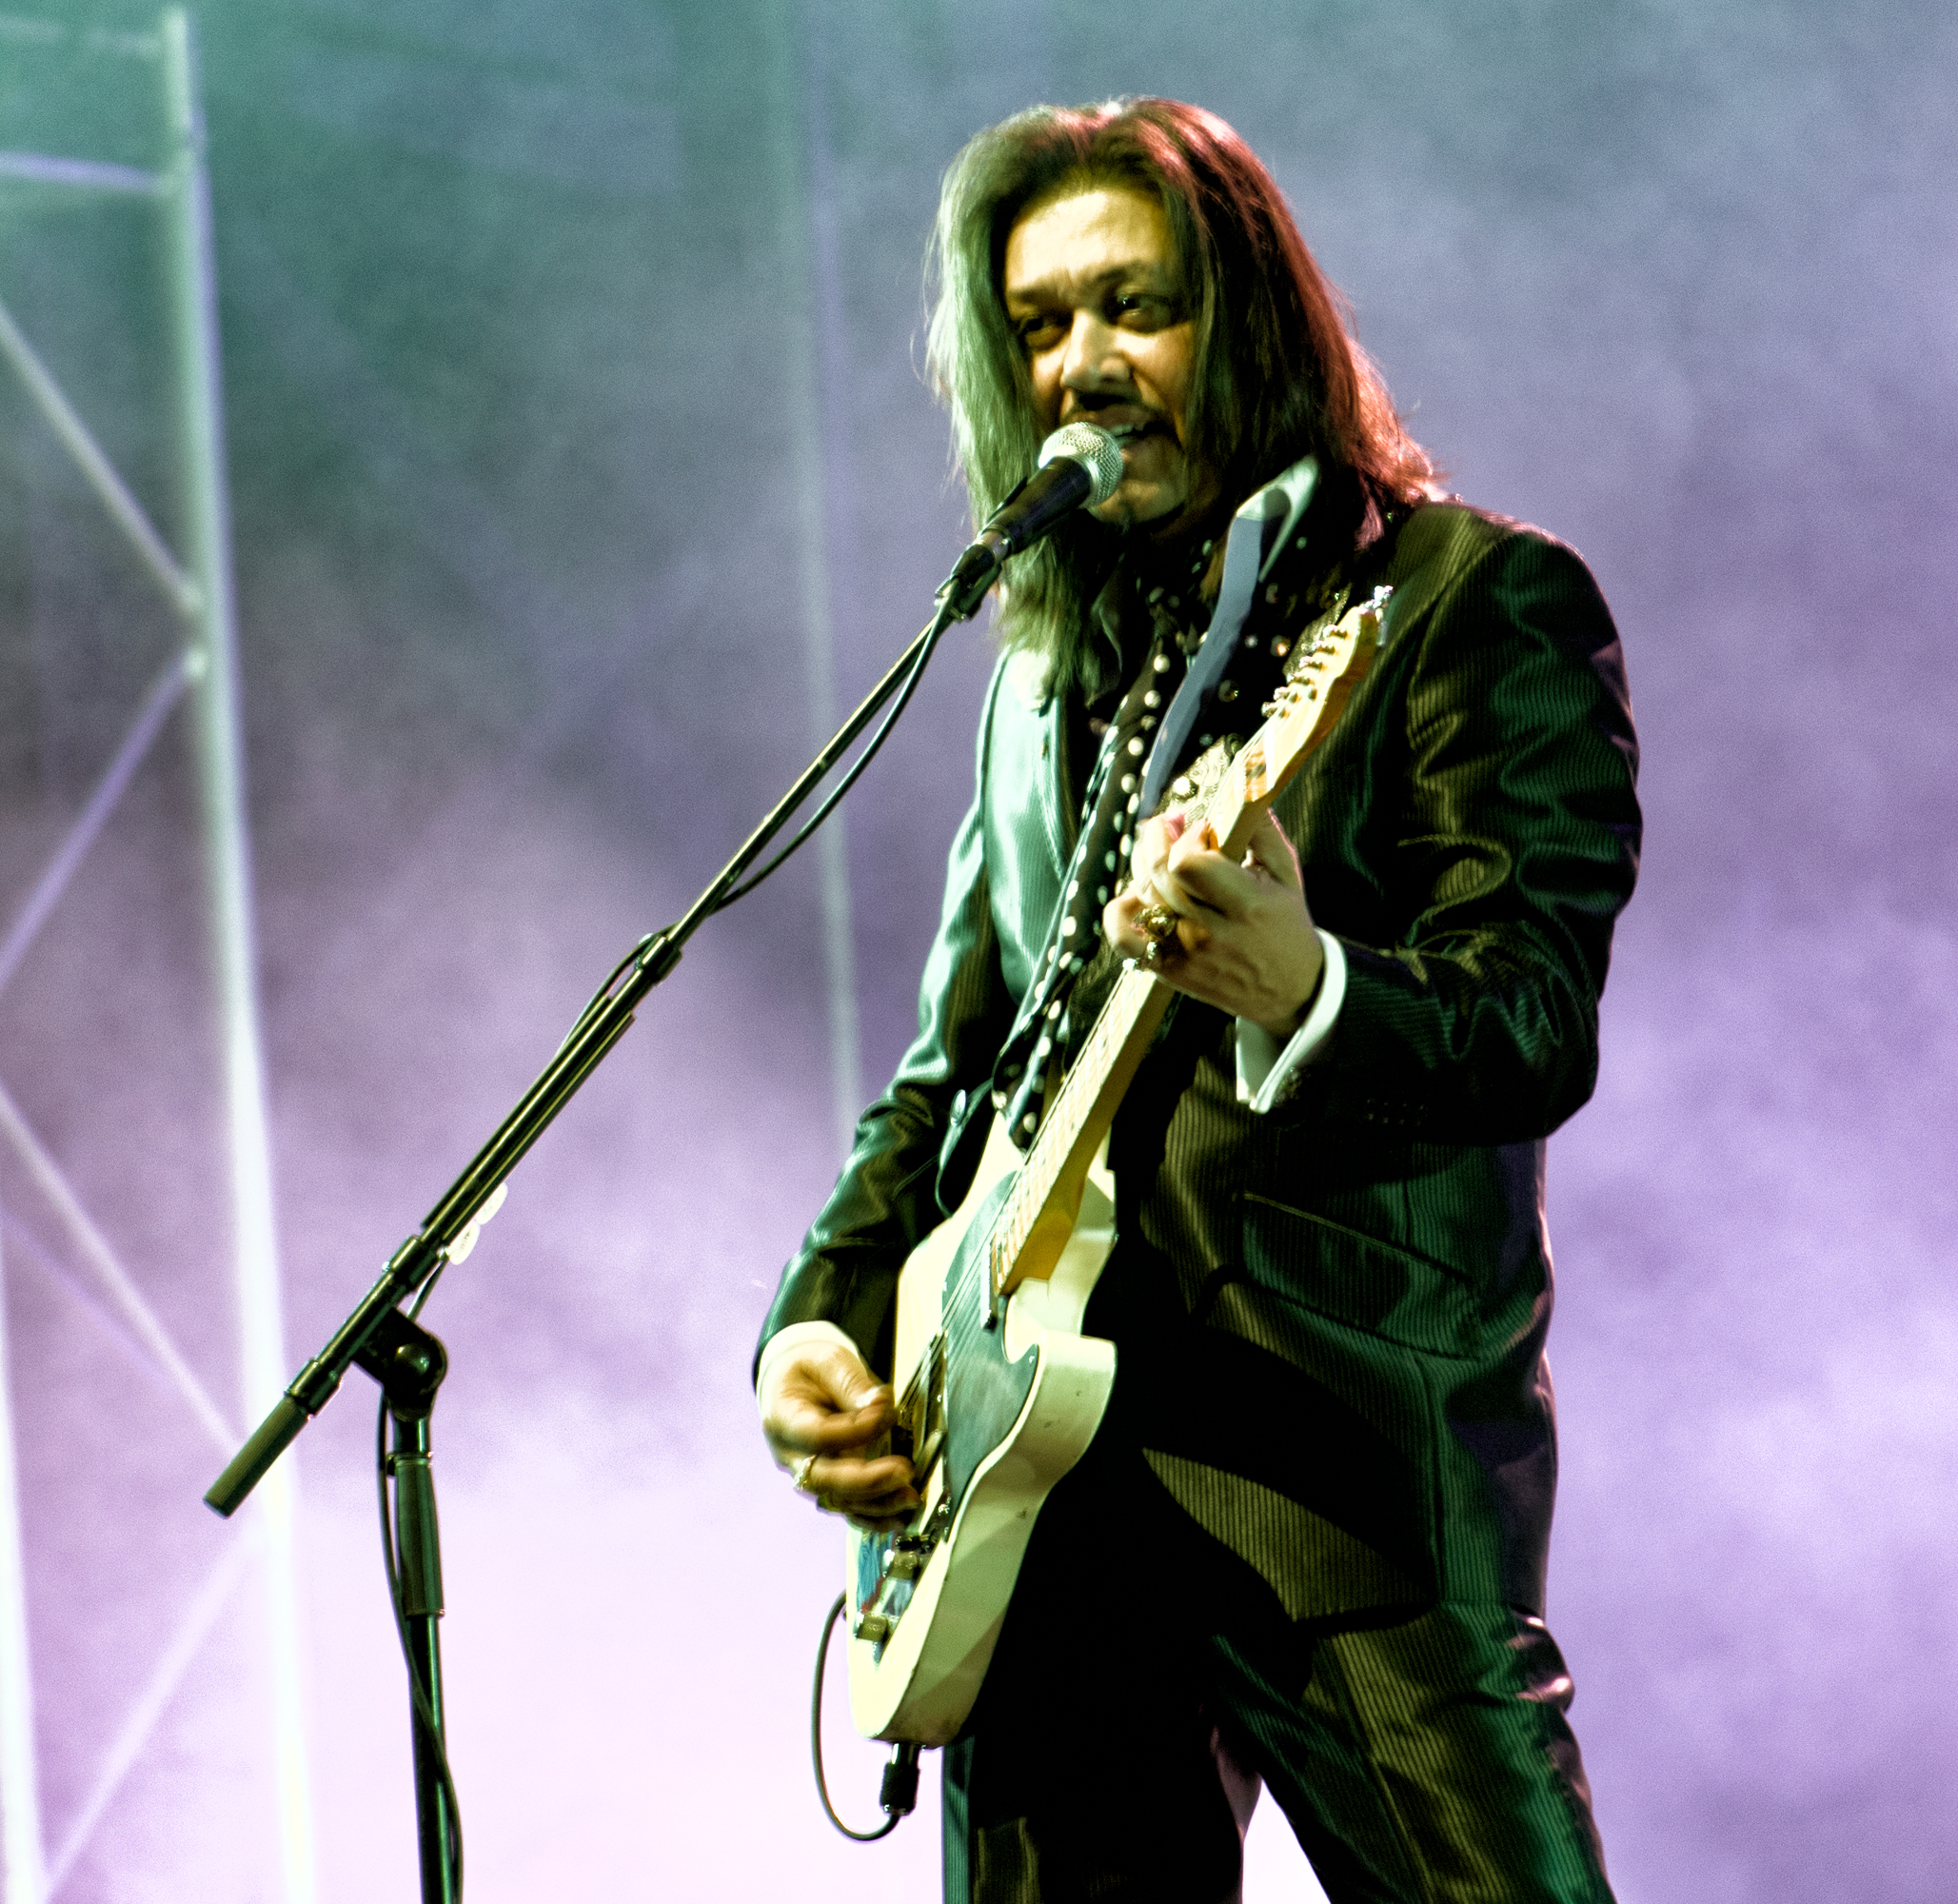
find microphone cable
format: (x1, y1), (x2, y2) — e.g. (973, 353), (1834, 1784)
(711, 589), (959, 915)
(551, 422), (1119, 1032)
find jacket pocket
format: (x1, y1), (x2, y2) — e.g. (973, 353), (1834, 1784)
(1240, 1194), (1480, 1359)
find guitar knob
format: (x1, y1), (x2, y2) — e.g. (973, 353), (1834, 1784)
(853, 1612), (893, 1643)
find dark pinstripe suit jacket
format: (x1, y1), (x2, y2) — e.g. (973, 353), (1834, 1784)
(760, 499), (1641, 1626)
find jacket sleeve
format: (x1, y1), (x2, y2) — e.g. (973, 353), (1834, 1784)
(1309, 525), (1641, 1144)
(753, 666), (1019, 1379)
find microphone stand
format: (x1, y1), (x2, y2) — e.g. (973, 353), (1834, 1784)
(204, 562), (990, 1898)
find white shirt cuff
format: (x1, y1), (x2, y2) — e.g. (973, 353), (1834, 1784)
(755, 1319), (860, 1407)
(1235, 930), (1347, 1114)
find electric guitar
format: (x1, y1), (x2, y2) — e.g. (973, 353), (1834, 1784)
(843, 588), (1388, 1745)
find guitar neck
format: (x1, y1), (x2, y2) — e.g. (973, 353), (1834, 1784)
(984, 962), (1167, 1303)
(984, 760), (1259, 1302)
(980, 588), (1384, 1307)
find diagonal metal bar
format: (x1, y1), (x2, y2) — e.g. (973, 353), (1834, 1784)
(44, 1527), (259, 1896)
(0, 648), (193, 1002)
(0, 293), (199, 619)
(0, 1210), (168, 1398)
(0, 1081), (234, 1452)
(0, 151), (167, 196)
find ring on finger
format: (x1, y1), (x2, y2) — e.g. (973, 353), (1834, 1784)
(791, 1454), (819, 1492)
(1135, 902), (1180, 963)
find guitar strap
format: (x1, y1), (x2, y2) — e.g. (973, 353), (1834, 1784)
(1137, 457), (1318, 818)
(989, 622), (1181, 1151)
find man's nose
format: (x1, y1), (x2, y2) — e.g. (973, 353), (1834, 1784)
(1059, 310), (1128, 396)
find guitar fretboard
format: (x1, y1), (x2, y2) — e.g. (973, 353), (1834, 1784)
(979, 748), (1258, 1303)
(959, 592), (1382, 1314)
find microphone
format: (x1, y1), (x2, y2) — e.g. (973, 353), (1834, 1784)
(938, 422), (1125, 616)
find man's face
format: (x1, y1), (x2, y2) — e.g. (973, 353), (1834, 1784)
(1002, 185), (1216, 535)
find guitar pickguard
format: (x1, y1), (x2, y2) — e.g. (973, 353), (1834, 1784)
(940, 1174), (1042, 1509)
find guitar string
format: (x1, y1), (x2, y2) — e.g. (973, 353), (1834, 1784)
(899, 660), (1363, 1613)
(939, 668), (1326, 1353)
(929, 628), (1356, 1381)
(937, 741), (1246, 1358)
(977, 722), (1265, 1274)
(880, 614), (1379, 1618)
(889, 616), (1376, 1600)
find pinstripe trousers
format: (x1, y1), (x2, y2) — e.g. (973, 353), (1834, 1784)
(940, 1410), (1614, 1904)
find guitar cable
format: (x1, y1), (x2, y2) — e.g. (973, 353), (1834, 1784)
(811, 1592), (923, 1841)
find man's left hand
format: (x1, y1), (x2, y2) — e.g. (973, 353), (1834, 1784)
(1102, 808), (1324, 1039)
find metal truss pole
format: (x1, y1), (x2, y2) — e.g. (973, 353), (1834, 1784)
(159, 13), (315, 1903)
(0, 9), (312, 1896)
(767, 0), (862, 1159)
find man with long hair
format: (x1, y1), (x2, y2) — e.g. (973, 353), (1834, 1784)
(756, 98), (1638, 1903)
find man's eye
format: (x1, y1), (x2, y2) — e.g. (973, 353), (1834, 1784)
(1016, 315), (1064, 348)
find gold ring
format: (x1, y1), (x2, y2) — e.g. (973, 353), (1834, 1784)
(1135, 902), (1180, 962)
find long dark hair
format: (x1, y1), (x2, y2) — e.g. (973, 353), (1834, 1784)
(926, 98), (1435, 665)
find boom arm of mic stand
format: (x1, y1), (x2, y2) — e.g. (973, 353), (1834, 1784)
(205, 593), (968, 1517)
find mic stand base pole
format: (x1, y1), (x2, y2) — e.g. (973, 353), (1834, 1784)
(364, 1309), (458, 1904)
(396, 1412), (455, 1904)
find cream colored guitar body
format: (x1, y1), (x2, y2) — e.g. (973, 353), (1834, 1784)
(836, 587), (1387, 1747)
(842, 1119), (1117, 1745)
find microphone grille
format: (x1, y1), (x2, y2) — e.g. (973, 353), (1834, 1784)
(1037, 423), (1124, 506)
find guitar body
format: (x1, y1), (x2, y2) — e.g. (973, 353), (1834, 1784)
(833, 588), (1386, 1747)
(843, 1118), (1117, 1744)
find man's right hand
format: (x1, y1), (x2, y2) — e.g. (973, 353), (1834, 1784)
(760, 1339), (920, 1532)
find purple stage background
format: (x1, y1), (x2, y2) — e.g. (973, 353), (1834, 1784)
(0, 1), (1952, 1898)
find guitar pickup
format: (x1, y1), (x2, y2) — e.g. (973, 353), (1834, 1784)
(897, 1335), (948, 1485)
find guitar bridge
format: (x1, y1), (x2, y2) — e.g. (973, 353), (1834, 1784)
(851, 1338), (953, 1658)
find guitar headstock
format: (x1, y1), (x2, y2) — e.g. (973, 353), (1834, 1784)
(1206, 586), (1389, 838)
(1282, 585), (1391, 686)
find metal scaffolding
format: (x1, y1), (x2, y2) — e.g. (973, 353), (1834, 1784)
(0, 10), (311, 1900)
